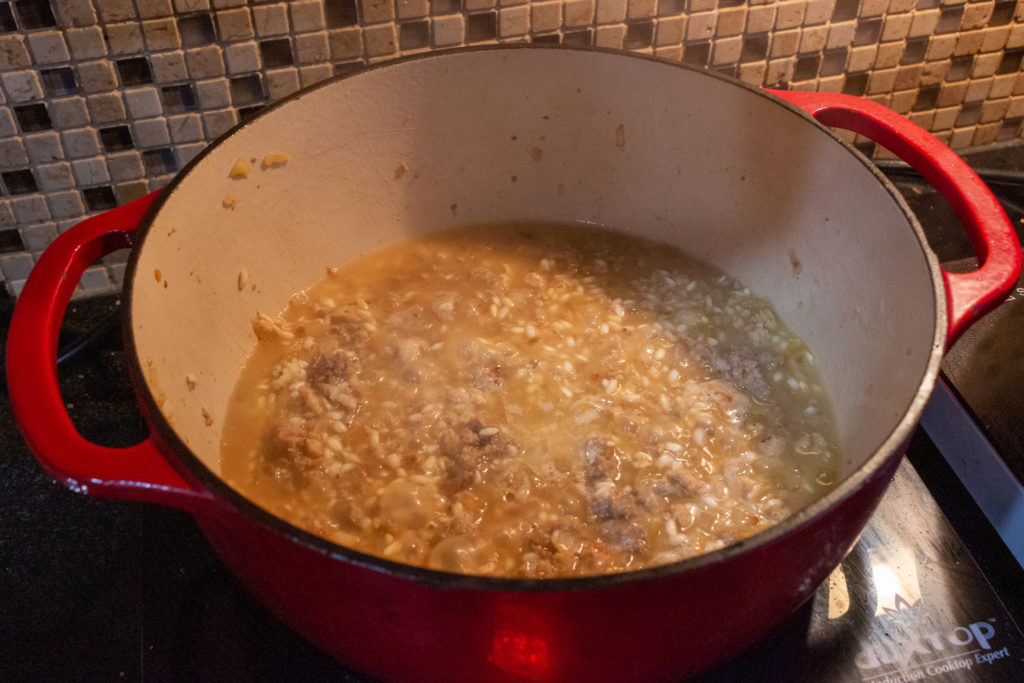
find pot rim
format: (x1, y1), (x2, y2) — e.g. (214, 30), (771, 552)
(123, 44), (947, 592)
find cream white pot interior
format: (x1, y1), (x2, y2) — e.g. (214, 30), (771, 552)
(128, 47), (940, 486)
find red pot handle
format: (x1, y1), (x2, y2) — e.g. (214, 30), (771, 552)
(6, 191), (216, 513)
(770, 89), (1023, 347)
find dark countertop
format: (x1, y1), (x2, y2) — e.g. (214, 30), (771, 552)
(3, 143), (1024, 682)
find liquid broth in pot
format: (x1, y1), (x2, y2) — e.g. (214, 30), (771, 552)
(221, 223), (840, 577)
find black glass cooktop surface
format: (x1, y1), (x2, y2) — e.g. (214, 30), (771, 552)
(2, 143), (1024, 682)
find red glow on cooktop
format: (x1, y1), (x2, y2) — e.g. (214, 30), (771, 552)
(490, 629), (551, 678)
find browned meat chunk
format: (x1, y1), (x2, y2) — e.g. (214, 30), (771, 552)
(309, 351), (350, 390)
(438, 418), (514, 493)
(581, 436), (620, 481)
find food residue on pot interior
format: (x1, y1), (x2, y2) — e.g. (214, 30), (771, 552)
(788, 248), (803, 275)
(262, 153), (291, 169)
(238, 269), (249, 291)
(186, 374), (197, 391)
(395, 162), (409, 180)
(615, 124), (626, 149)
(223, 196), (237, 209)
(229, 159), (250, 178)
(202, 406), (214, 426)
(531, 147), (543, 162)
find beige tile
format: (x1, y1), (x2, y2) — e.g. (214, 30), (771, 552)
(972, 122), (1000, 146)
(143, 18), (181, 52)
(874, 41), (904, 69)
(937, 81), (968, 107)
(965, 77), (992, 102)
(105, 22), (144, 55)
(299, 64), (333, 87)
(329, 28), (364, 58)
(253, 4), (290, 36)
(791, 80), (821, 92)
(295, 32), (329, 63)
(202, 109), (237, 139)
(894, 65), (922, 90)
(817, 75), (845, 92)
(186, 45), (225, 79)
(847, 45), (878, 72)
(290, 0), (326, 32)
(765, 57), (795, 87)
(961, 2), (993, 31)
(921, 60), (951, 85)
(881, 13), (912, 42)
(49, 98), (90, 129)
(360, 0), (396, 24)
(972, 52), (1001, 78)
(909, 10), (940, 38)
(433, 15), (464, 46)
(54, 0), (99, 26)
(804, 0), (832, 25)
(35, 161), (74, 191)
(653, 45), (682, 61)
(195, 78), (231, 109)
(77, 61), (118, 93)
(907, 110), (934, 130)
(86, 92), (126, 124)
(164, 113), (202, 145)
(1007, 95), (1024, 118)
(224, 41), (260, 74)
(770, 29), (799, 58)
(774, 1), (806, 30)
(566, 0), (595, 26)
(889, 89), (917, 114)
(927, 34), (956, 60)
(716, 7), (746, 37)
(655, 16), (684, 46)
(65, 27), (107, 62)
(265, 67), (301, 100)
(685, 11), (715, 42)
(532, 2), (562, 33)
(0, 36), (32, 70)
(365, 24), (397, 57)
(826, 21), (856, 49)
(497, 6), (527, 36)
(465, 0), (496, 9)
(859, 0), (889, 18)
(954, 30), (984, 57)
(95, 0), (135, 22)
(217, 8), (255, 41)
(712, 36), (741, 64)
(980, 26), (1010, 53)
(595, 24), (626, 48)
(397, 0), (430, 19)
(980, 97), (1011, 123)
(596, 0), (627, 24)
(737, 61), (767, 87)
(136, 0), (173, 19)
(990, 74), (1016, 100)
(799, 26), (828, 54)
(124, 87), (162, 118)
(1007, 24), (1024, 50)
(888, 0), (918, 13)
(27, 31), (70, 64)
(747, 5), (775, 34)
(627, 0), (656, 20)
(150, 51), (188, 82)
(868, 69), (897, 94)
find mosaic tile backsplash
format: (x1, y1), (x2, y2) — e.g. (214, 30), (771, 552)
(2, 0), (1024, 297)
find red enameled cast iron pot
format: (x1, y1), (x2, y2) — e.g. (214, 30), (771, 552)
(7, 47), (1023, 682)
